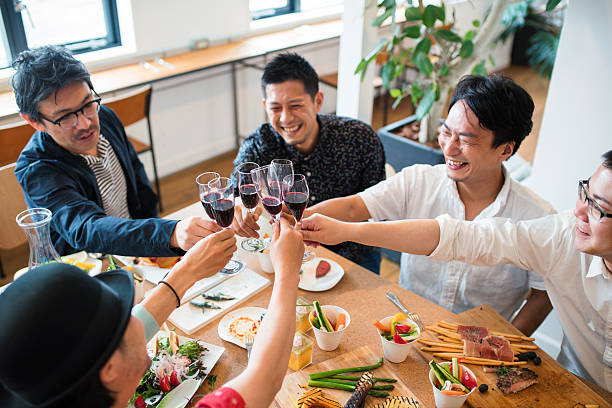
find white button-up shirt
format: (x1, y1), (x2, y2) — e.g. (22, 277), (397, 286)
(431, 211), (611, 391)
(359, 164), (554, 319)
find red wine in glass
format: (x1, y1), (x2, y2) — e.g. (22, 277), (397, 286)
(284, 191), (308, 221)
(212, 198), (235, 228)
(261, 196), (282, 218)
(239, 184), (259, 210)
(200, 191), (221, 219)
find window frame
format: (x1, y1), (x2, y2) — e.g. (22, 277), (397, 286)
(251, 0), (301, 20)
(0, 0), (121, 64)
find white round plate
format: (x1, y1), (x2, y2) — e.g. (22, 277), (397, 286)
(298, 257), (344, 292)
(217, 306), (266, 348)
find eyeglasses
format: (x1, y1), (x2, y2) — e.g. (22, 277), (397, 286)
(578, 179), (612, 222)
(39, 96), (101, 130)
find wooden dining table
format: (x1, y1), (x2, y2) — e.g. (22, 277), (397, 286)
(160, 202), (612, 407)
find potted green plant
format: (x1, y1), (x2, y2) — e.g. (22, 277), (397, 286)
(356, 0), (511, 168)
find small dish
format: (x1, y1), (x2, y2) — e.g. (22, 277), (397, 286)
(298, 257), (344, 292)
(218, 306), (266, 348)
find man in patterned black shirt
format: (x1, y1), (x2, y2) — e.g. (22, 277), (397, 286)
(232, 53), (385, 273)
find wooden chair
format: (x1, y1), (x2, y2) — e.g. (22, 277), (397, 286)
(0, 163), (28, 278)
(103, 85), (162, 211)
(0, 120), (35, 167)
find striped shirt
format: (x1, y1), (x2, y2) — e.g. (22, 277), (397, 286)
(81, 134), (131, 219)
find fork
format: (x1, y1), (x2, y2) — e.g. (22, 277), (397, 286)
(386, 291), (425, 332)
(244, 334), (254, 361)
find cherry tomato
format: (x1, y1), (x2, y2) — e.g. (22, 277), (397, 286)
(170, 371), (179, 387)
(160, 375), (172, 393)
(134, 395), (146, 408)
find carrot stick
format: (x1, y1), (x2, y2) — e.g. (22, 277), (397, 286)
(441, 390), (466, 396)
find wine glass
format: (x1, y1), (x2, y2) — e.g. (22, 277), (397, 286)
(196, 172), (220, 220)
(237, 162), (263, 251)
(271, 158), (294, 198)
(284, 174), (315, 262)
(251, 165), (283, 223)
(208, 177), (242, 274)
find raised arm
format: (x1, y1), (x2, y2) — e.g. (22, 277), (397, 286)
(303, 194), (371, 222)
(224, 217), (304, 407)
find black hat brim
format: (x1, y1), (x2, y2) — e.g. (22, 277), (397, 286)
(0, 269), (134, 408)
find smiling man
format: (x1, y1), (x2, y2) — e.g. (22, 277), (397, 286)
(300, 151), (612, 391)
(12, 46), (219, 256)
(305, 75), (555, 336)
(231, 53), (385, 273)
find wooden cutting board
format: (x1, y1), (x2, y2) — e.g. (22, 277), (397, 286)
(418, 305), (612, 408)
(275, 345), (430, 408)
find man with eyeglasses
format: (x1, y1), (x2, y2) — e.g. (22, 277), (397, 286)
(300, 151), (612, 391)
(12, 46), (221, 256)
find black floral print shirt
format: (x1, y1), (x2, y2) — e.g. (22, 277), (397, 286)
(232, 114), (386, 266)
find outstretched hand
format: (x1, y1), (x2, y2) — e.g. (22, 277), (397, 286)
(171, 216), (222, 250)
(270, 217), (304, 283)
(299, 213), (347, 246)
(232, 203), (262, 238)
(179, 228), (236, 280)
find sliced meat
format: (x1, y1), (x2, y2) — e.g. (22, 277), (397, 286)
(463, 339), (482, 357)
(316, 260), (331, 278)
(481, 335), (514, 362)
(457, 325), (489, 342)
(482, 365), (500, 373)
(496, 368), (538, 395)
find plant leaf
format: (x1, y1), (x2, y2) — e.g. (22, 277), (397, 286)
(464, 30), (476, 41)
(488, 54), (496, 67)
(546, 0), (562, 11)
(416, 53), (433, 77)
(459, 40), (474, 59)
(423, 5), (444, 28)
(471, 59), (487, 76)
(364, 38), (388, 62)
(390, 88), (402, 98)
(436, 29), (462, 43)
(440, 64), (450, 76)
(354, 58), (367, 77)
(414, 37), (432, 55)
(404, 6), (422, 21)
(402, 25), (421, 38)
(472, 19), (480, 27)
(415, 87), (436, 120)
(392, 94), (404, 110)
(411, 83), (424, 99)
(372, 8), (393, 27)
(381, 59), (396, 88)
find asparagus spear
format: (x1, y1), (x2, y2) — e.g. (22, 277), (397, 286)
(307, 380), (389, 398)
(316, 378), (394, 391)
(308, 357), (384, 380)
(328, 374), (397, 383)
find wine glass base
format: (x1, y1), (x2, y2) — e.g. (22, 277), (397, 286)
(220, 259), (244, 275)
(302, 250), (315, 263)
(240, 238), (264, 252)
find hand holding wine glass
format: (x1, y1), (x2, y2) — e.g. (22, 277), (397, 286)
(196, 172), (220, 220)
(209, 177), (235, 229)
(284, 174), (315, 262)
(251, 165), (283, 223)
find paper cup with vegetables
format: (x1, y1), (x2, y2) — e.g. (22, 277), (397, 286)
(373, 313), (420, 363)
(428, 360), (477, 408)
(308, 301), (350, 351)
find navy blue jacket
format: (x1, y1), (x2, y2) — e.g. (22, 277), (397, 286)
(15, 106), (180, 256)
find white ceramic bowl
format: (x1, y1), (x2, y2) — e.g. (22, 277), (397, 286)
(376, 316), (420, 363)
(257, 249), (274, 273)
(428, 362), (477, 408)
(309, 305), (350, 351)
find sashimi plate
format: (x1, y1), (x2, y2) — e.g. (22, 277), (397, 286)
(298, 257), (344, 292)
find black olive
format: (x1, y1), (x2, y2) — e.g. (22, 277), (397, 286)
(478, 384), (489, 393)
(533, 356), (542, 365)
(516, 352), (530, 361)
(526, 351), (537, 360)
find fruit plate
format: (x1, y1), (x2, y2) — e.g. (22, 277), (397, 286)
(298, 257), (344, 292)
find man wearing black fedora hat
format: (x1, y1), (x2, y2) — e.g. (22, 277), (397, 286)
(0, 217), (304, 407)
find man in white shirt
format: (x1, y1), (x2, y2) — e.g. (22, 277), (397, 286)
(306, 75), (554, 335)
(299, 151), (612, 391)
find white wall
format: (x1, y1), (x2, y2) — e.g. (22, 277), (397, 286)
(527, 0), (612, 211)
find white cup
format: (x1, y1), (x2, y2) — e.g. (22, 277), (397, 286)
(309, 305), (350, 351)
(428, 362), (476, 408)
(377, 316), (420, 363)
(257, 249), (274, 273)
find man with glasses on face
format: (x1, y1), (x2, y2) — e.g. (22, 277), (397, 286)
(13, 46), (221, 256)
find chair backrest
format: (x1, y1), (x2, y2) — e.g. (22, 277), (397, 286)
(0, 120), (36, 167)
(0, 163), (27, 251)
(103, 85), (152, 127)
